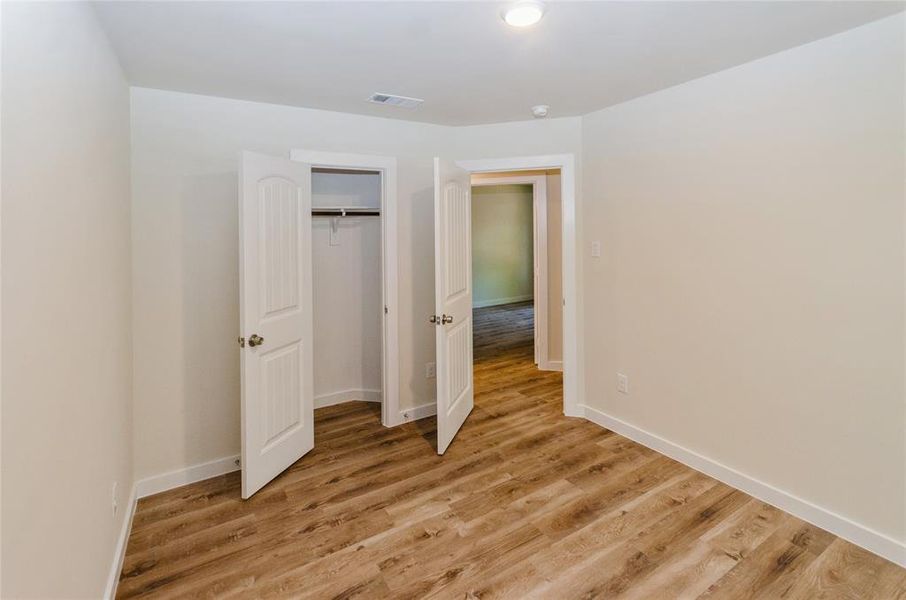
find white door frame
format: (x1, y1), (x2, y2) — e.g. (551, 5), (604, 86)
(457, 155), (581, 417)
(289, 149), (400, 428)
(470, 174), (559, 372)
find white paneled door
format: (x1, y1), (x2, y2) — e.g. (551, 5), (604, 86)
(239, 151), (314, 498)
(433, 158), (474, 454)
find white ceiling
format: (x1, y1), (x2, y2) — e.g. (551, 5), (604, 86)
(93, 1), (904, 126)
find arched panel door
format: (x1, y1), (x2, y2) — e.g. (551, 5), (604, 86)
(433, 157), (474, 455)
(239, 151), (314, 498)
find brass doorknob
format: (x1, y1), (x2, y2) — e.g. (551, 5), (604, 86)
(248, 334), (264, 347)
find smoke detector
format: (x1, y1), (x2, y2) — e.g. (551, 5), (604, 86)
(531, 105), (550, 118)
(366, 92), (424, 109)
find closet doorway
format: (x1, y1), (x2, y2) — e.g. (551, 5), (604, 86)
(290, 150), (400, 431)
(310, 168), (383, 412)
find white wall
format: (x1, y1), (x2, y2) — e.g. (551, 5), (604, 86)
(472, 184), (535, 307)
(1, 3), (134, 597)
(448, 117), (583, 160)
(130, 88), (445, 479)
(311, 172), (382, 403)
(581, 13), (905, 550)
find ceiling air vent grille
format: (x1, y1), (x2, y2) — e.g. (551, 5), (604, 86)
(366, 92), (423, 109)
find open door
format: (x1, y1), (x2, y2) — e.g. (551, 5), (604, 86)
(239, 151), (314, 498)
(433, 157), (474, 454)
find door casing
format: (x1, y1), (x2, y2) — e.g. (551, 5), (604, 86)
(289, 149), (401, 428)
(456, 154), (581, 417)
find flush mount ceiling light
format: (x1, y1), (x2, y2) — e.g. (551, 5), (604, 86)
(502, 1), (545, 28)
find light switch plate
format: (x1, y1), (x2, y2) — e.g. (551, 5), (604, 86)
(591, 241), (601, 258)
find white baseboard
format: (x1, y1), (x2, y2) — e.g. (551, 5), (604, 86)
(399, 401), (437, 424)
(579, 405), (906, 568)
(541, 359), (563, 372)
(472, 294), (533, 309)
(104, 483), (138, 600)
(315, 389), (382, 409)
(135, 454), (241, 499)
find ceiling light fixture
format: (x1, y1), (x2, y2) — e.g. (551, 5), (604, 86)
(502, 1), (545, 28)
(532, 104), (550, 118)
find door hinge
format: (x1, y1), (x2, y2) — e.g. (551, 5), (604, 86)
(238, 336), (246, 347)
(384, 305), (389, 314)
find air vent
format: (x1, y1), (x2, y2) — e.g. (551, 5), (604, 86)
(366, 92), (423, 109)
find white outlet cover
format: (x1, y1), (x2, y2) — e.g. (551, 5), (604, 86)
(617, 373), (629, 394)
(591, 241), (602, 258)
(426, 362), (436, 378)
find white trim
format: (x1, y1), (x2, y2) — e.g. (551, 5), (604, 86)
(472, 294), (534, 309)
(457, 155), (581, 416)
(398, 402), (437, 424)
(104, 483), (138, 600)
(289, 149), (400, 429)
(135, 455), (240, 499)
(471, 174), (549, 369)
(580, 405), (906, 568)
(314, 389), (382, 409)
(545, 360), (563, 372)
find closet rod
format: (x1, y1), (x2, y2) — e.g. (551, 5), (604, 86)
(312, 208), (381, 217)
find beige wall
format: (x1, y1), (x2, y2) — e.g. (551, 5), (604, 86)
(472, 185), (534, 307)
(581, 13), (905, 545)
(1, 3), (134, 597)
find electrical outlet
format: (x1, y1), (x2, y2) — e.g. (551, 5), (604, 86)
(425, 362), (436, 379)
(591, 241), (602, 258)
(617, 373), (629, 394)
(112, 482), (118, 517)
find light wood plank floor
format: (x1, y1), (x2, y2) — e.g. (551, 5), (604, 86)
(118, 302), (906, 598)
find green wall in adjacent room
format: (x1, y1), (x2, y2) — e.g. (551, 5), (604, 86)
(471, 184), (534, 307)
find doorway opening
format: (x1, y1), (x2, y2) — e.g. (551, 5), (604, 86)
(290, 150), (400, 429)
(470, 171), (563, 373)
(456, 154), (579, 418)
(310, 167), (384, 416)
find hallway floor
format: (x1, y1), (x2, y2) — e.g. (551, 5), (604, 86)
(117, 302), (906, 598)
